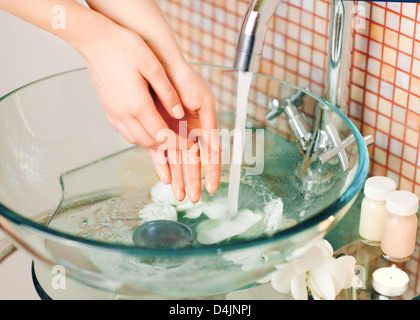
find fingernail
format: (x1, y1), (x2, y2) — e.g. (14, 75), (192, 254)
(172, 104), (185, 119)
(189, 189), (201, 203)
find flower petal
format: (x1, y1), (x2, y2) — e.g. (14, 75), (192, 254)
(290, 274), (308, 300)
(150, 181), (180, 206)
(183, 206), (203, 219)
(202, 197), (229, 220)
(196, 209), (261, 244)
(271, 264), (297, 293)
(336, 255), (357, 289)
(309, 269), (337, 300)
(316, 239), (334, 257)
(294, 244), (326, 274)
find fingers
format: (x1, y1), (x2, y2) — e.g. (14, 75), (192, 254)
(198, 97), (221, 195)
(140, 50), (185, 120)
(149, 149), (171, 185)
(167, 149), (186, 202)
(181, 143), (202, 203)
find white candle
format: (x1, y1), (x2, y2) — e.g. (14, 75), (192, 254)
(372, 265), (409, 297)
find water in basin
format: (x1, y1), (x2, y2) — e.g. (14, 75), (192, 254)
(46, 115), (346, 250)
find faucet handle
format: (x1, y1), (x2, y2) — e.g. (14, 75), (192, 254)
(266, 88), (306, 120)
(318, 123), (374, 171)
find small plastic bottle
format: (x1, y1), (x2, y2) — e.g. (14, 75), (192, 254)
(359, 176), (396, 246)
(381, 190), (419, 262)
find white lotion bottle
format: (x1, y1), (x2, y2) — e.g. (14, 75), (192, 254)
(359, 176), (396, 246)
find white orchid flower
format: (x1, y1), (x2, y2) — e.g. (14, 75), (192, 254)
(270, 239), (360, 300)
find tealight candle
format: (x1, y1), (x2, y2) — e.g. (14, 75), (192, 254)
(372, 265), (409, 297)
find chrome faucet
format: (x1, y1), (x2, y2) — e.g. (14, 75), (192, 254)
(234, 0), (373, 171)
(234, 0), (354, 114)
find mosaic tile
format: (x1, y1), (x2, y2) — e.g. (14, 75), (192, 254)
(158, 1), (420, 277)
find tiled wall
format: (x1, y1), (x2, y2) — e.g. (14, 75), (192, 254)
(157, 0), (420, 296)
(158, 0), (420, 202)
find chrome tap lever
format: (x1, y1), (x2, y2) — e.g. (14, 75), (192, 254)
(318, 123), (374, 171)
(266, 89), (305, 120)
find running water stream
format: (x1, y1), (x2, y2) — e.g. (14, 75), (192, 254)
(227, 71), (254, 215)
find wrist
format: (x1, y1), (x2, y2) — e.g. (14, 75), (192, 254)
(62, 10), (116, 57)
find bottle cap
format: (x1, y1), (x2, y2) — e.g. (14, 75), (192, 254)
(386, 190), (419, 216)
(364, 176), (396, 201)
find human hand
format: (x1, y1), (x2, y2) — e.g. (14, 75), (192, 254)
(80, 24), (187, 149)
(79, 22), (220, 203)
(150, 61), (221, 203)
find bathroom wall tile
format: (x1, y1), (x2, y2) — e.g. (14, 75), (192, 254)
(160, 0), (420, 251)
(414, 41), (420, 60)
(400, 17), (415, 38)
(386, 11), (400, 32)
(374, 147), (387, 165)
(384, 28), (399, 49)
(378, 97), (392, 117)
(301, 11), (314, 29)
(387, 171), (400, 187)
(355, 34), (369, 53)
(376, 130), (389, 149)
(381, 64), (395, 83)
(351, 85), (364, 104)
(400, 176), (414, 192)
(299, 44), (311, 62)
(369, 40), (383, 60)
(380, 80), (394, 100)
(402, 2), (417, 20)
(407, 110), (420, 131)
(352, 68), (365, 87)
(395, 70), (410, 90)
(387, 2), (401, 14)
(377, 114), (390, 133)
(365, 91), (378, 110)
(391, 120), (405, 140)
(411, 76), (420, 96)
(288, 6), (301, 24)
(393, 103), (406, 123)
(416, 23), (420, 41)
(388, 154), (401, 172)
(353, 51), (367, 70)
(390, 138), (403, 156)
(412, 58), (420, 78)
(398, 35), (413, 55)
(394, 87), (408, 106)
(406, 128), (420, 148)
(373, 162), (387, 176)
(370, 23), (384, 43)
(365, 74), (379, 93)
(408, 93), (420, 113)
(363, 107), (377, 127)
(404, 145), (418, 164)
(372, 5), (385, 25)
(397, 52), (412, 73)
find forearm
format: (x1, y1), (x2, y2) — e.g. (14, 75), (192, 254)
(0, 0), (115, 55)
(85, 0), (187, 71)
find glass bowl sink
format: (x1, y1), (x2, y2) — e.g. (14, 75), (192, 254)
(0, 64), (369, 299)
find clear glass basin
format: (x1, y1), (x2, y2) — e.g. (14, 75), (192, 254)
(0, 64), (369, 298)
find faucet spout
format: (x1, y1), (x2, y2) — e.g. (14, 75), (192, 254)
(234, 0), (355, 115)
(233, 0), (282, 73)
